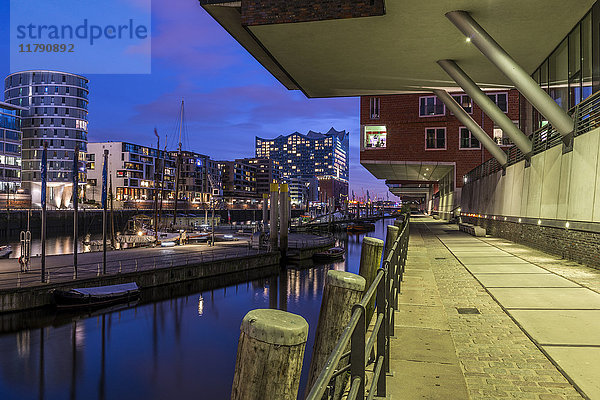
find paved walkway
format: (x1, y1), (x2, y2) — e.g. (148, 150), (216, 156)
(388, 216), (598, 399)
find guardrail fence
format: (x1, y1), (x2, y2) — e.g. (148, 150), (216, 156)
(305, 213), (410, 400)
(465, 90), (600, 184)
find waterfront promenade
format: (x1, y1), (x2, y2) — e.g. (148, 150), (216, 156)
(0, 233), (332, 290)
(388, 216), (599, 399)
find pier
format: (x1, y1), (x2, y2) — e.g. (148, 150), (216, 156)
(0, 233), (333, 313)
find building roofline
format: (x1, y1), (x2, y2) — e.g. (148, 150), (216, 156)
(5, 70), (89, 81)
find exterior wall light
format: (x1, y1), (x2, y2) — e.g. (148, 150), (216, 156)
(565, 222), (570, 229)
(518, 218), (522, 223)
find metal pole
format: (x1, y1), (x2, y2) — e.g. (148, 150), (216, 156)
(154, 129), (160, 244)
(445, 10), (574, 136)
(73, 145), (79, 279)
(434, 89), (509, 165)
(102, 149), (108, 275)
(269, 183), (279, 250)
(211, 195), (215, 246)
(41, 142), (47, 283)
(437, 59), (532, 155)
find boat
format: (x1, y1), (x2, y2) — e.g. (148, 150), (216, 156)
(313, 247), (345, 262)
(0, 245), (12, 258)
(346, 223), (375, 233)
(53, 282), (140, 309)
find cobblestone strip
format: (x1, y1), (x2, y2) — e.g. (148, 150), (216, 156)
(410, 220), (583, 400)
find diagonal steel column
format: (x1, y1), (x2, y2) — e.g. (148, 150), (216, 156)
(446, 10), (574, 136)
(433, 89), (508, 166)
(437, 59), (533, 155)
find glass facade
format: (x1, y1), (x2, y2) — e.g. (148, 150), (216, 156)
(255, 128), (349, 182)
(4, 71), (89, 191)
(0, 103), (23, 192)
(523, 8), (596, 133)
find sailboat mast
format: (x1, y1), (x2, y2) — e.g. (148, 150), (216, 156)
(173, 100), (184, 226)
(153, 128), (160, 243)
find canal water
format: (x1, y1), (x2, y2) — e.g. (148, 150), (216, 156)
(0, 218), (394, 400)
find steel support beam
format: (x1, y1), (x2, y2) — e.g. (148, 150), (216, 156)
(437, 59), (533, 156)
(433, 89), (508, 166)
(446, 10), (574, 136)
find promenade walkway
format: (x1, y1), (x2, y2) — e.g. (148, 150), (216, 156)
(388, 216), (599, 399)
(0, 233), (331, 290)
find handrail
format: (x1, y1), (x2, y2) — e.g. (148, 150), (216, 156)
(305, 213), (410, 400)
(464, 90), (600, 184)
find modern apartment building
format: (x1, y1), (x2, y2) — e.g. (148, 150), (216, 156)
(243, 157), (279, 196)
(0, 101), (25, 193)
(219, 159), (258, 205)
(255, 128), (349, 182)
(4, 70), (89, 207)
(86, 142), (175, 204)
(360, 90), (520, 214)
(169, 150), (222, 203)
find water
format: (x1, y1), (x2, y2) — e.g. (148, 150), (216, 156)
(0, 218), (393, 400)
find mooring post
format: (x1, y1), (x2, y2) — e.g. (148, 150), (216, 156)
(305, 271), (366, 398)
(231, 309), (308, 400)
(279, 183), (289, 258)
(269, 183), (279, 251)
(359, 237), (384, 324)
(262, 193), (269, 232)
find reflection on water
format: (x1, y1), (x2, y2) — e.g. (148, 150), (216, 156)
(0, 218), (393, 400)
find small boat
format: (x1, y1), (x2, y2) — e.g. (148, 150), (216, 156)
(0, 245), (12, 259)
(346, 223), (375, 233)
(53, 282), (140, 309)
(313, 247), (345, 262)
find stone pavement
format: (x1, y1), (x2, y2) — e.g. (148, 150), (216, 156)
(387, 216), (589, 400)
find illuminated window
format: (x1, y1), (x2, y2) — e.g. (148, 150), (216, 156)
(451, 95), (472, 113)
(364, 126), (387, 148)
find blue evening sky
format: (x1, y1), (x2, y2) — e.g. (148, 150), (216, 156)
(0, 0), (396, 200)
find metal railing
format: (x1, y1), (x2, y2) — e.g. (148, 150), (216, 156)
(464, 90), (600, 183)
(306, 214), (410, 400)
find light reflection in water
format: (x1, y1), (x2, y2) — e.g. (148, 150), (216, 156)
(0, 218), (395, 400)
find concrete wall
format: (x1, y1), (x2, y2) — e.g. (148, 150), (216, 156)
(461, 126), (600, 268)
(462, 127), (600, 222)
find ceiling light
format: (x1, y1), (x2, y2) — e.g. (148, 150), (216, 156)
(466, 37), (471, 43)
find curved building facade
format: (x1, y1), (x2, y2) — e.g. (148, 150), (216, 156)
(4, 71), (89, 207)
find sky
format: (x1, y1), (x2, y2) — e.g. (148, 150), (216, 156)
(0, 0), (397, 200)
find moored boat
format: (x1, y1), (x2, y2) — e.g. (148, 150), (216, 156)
(0, 245), (12, 259)
(53, 282), (140, 309)
(346, 223), (375, 233)
(313, 247), (345, 262)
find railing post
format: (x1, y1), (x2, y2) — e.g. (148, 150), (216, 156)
(377, 268), (389, 394)
(350, 304), (365, 398)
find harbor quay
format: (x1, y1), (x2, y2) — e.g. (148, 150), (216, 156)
(0, 233), (334, 313)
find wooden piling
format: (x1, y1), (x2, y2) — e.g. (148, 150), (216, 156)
(358, 237), (384, 324)
(231, 309), (308, 400)
(305, 271), (366, 397)
(384, 225), (399, 260)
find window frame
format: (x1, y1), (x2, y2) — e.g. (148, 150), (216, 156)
(419, 96), (445, 117)
(424, 127), (446, 150)
(369, 97), (380, 119)
(486, 92), (509, 113)
(451, 94), (473, 114)
(458, 127), (481, 150)
(363, 125), (387, 149)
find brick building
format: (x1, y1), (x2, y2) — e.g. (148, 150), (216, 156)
(360, 90), (520, 217)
